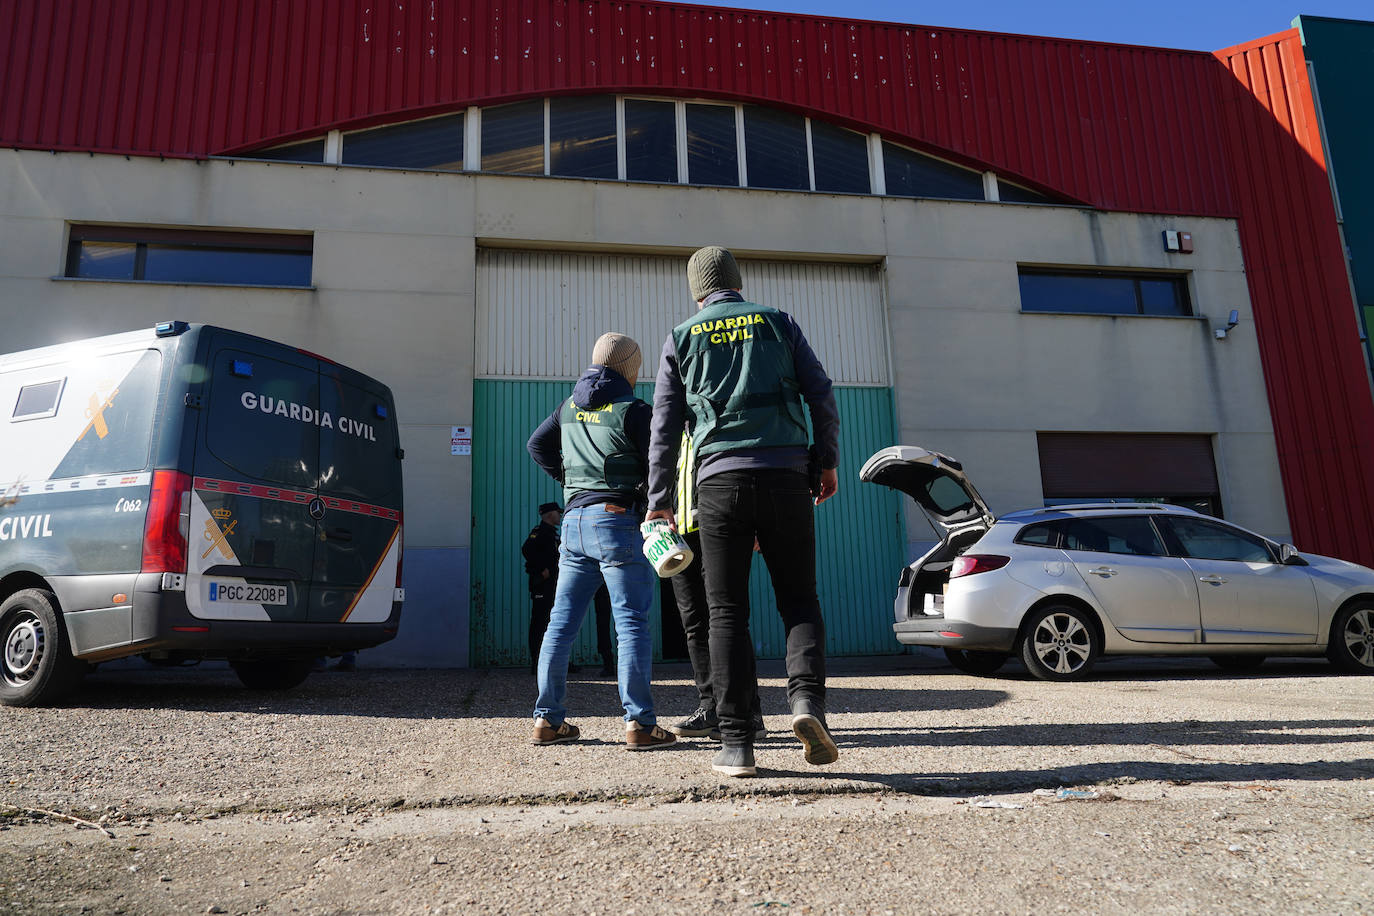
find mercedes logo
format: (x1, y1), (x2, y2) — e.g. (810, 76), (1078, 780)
(308, 497), (326, 521)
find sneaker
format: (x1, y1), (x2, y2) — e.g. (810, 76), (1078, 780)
(625, 721), (677, 751)
(791, 705), (839, 766)
(531, 717), (581, 746)
(667, 707), (719, 738)
(711, 745), (757, 777)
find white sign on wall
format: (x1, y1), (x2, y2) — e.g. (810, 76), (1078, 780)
(451, 425), (472, 456)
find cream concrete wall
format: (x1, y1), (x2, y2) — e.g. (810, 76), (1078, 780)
(0, 149), (1291, 664)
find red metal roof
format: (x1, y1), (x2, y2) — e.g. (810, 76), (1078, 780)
(1215, 30), (1374, 564)
(3, 1), (1371, 562)
(4, 0), (1235, 215)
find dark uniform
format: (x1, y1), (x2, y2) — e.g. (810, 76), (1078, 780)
(522, 509), (561, 675)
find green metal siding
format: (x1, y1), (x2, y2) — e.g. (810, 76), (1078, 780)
(469, 381), (905, 666)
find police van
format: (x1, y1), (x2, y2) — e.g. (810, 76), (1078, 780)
(0, 322), (404, 706)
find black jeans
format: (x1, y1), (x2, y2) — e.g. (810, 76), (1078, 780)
(671, 530), (762, 720)
(696, 469), (825, 745)
(531, 583), (613, 669)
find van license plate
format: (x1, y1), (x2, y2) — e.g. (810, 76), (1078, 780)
(207, 582), (288, 605)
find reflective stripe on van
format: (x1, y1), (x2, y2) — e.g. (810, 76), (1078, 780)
(193, 477), (400, 521)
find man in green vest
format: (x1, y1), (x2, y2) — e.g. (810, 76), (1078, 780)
(526, 332), (676, 751)
(647, 246), (840, 777)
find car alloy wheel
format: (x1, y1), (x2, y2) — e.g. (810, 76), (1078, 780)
(1328, 602), (1374, 673)
(1019, 604), (1100, 681)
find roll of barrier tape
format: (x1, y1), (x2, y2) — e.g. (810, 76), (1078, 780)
(640, 519), (694, 578)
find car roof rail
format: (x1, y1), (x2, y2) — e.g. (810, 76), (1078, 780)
(1022, 503), (1200, 515)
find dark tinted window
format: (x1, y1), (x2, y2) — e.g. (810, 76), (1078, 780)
(13, 379), (65, 419)
(744, 106), (808, 191)
(1161, 517), (1273, 563)
(242, 138), (326, 163)
(1019, 269), (1192, 317)
(1015, 523), (1060, 547)
(998, 180), (1054, 204)
(318, 376), (399, 501)
(811, 120), (870, 194)
(207, 349), (320, 489)
(926, 476), (974, 515)
(66, 226), (312, 288)
(883, 142), (983, 200)
(482, 99), (545, 174)
(343, 114), (464, 170)
(1059, 516), (1167, 556)
(625, 99), (678, 183)
(51, 349), (162, 478)
(549, 96), (617, 179)
(686, 104), (738, 186)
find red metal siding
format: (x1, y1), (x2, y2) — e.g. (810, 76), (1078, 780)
(1215, 31), (1374, 564)
(3, 0), (1235, 216)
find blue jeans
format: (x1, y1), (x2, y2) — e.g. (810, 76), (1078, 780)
(534, 504), (657, 726)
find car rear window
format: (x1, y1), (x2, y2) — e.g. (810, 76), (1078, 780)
(318, 375), (398, 501)
(1015, 523), (1061, 547)
(206, 349), (320, 489)
(50, 349), (162, 479)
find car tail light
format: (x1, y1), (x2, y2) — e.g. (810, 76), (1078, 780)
(142, 470), (192, 573)
(950, 554), (1010, 578)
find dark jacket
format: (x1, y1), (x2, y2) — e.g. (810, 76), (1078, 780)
(527, 364), (653, 514)
(521, 521), (559, 593)
(646, 290), (840, 512)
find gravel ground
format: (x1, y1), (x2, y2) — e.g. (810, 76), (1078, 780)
(2, 654), (1372, 914)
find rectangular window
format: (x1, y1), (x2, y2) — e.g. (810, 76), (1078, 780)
(66, 226), (313, 288)
(1019, 268), (1192, 317)
(998, 180), (1053, 204)
(481, 99), (545, 174)
(685, 104), (739, 187)
(882, 142), (984, 200)
(343, 114), (464, 170)
(549, 96), (617, 179)
(744, 106), (808, 191)
(624, 99), (678, 183)
(810, 120), (871, 194)
(12, 379), (66, 421)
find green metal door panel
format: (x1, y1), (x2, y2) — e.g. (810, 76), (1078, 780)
(470, 381), (904, 665)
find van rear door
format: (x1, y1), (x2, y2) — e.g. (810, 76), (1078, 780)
(185, 336), (322, 623)
(310, 367), (402, 623)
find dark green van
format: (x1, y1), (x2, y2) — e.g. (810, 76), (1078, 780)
(0, 322), (404, 705)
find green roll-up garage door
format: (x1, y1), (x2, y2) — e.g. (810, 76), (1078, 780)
(470, 381), (905, 666)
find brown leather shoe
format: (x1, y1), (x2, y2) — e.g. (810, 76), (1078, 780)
(625, 720), (677, 751)
(532, 717), (581, 746)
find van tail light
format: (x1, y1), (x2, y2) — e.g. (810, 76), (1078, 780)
(142, 470), (192, 573)
(394, 520), (405, 589)
(950, 554), (1010, 578)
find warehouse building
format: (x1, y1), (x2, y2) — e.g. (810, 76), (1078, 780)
(2, 1), (1371, 666)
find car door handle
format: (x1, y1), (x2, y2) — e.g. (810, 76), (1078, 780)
(1198, 575), (1228, 585)
(325, 527), (353, 542)
(1088, 567), (1117, 578)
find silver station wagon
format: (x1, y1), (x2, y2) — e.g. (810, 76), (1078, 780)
(859, 446), (1374, 680)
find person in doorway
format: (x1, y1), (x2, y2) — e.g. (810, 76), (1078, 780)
(646, 245), (840, 778)
(665, 431), (766, 742)
(522, 502), (563, 676)
(526, 332), (675, 751)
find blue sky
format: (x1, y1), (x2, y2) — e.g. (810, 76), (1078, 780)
(701, 1), (1372, 51)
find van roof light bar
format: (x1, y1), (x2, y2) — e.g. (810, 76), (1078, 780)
(155, 321), (189, 337)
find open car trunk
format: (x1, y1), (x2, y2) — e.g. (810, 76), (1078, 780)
(859, 446), (996, 623)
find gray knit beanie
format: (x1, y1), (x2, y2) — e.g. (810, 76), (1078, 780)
(592, 332), (642, 386)
(687, 246), (742, 302)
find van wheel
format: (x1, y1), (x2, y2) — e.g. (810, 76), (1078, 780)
(1327, 601), (1374, 673)
(231, 658), (315, 691)
(1018, 604), (1100, 681)
(1, 589), (85, 707)
(943, 649), (1009, 675)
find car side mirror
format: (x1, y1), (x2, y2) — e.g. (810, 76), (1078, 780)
(1279, 544), (1308, 566)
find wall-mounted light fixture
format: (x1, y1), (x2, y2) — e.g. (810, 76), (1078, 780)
(1214, 309), (1240, 340)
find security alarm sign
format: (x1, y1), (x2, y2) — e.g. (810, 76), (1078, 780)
(451, 426), (472, 456)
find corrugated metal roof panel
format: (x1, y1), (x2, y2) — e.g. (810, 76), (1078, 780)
(1214, 30), (1374, 565)
(3, 0), (1237, 216)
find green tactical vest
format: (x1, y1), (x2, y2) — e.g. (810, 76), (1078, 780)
(559, 394), (647, 503)
(671, 299), (808, 458)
